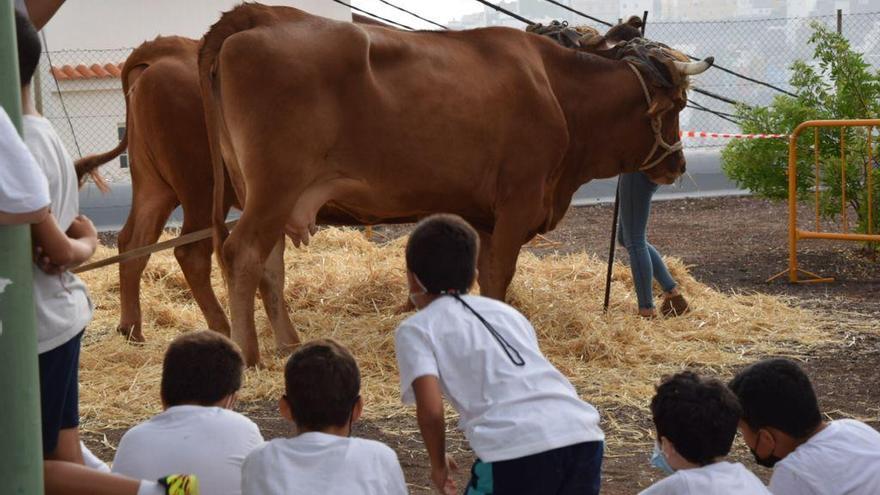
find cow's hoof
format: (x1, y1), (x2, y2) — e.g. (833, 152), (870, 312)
(117, 324), (146, 344)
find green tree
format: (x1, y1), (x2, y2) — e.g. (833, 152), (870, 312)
(721, 22), (880, 235)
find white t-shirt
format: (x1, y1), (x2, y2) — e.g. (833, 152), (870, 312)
(241, 432), (407, 495)
(768, 419), (880, 495)
(112, 405), (264, 495)
(0, 107), (50, 214)
(395, 295), (604, 463)
(22, 115), (93, 353)
(639, 461), (771, 495)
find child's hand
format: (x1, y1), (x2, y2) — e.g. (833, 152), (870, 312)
(67, 215), (97, 240)
(34, 245), (65, 275)
(431, 454), (458, 495)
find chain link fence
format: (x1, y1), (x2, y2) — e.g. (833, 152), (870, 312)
(34, 11), (880, 183)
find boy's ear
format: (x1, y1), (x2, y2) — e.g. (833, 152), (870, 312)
(352, 396), (364, 424)
(279, 395), (294, 422)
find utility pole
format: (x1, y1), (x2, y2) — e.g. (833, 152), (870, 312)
(0, 0), (46, 492)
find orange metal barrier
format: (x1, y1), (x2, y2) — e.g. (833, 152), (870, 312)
(768, 119), (879, 284)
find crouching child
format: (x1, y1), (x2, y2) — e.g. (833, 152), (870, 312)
(396, 214), (605, 495)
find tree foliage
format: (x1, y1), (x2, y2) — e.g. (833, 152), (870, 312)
(721, 22), (880, 234)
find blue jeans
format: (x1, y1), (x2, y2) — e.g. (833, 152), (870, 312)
(617, 172), (677, 310)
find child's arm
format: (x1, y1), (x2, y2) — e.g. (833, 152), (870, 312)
(31, 213), (97, 272)
(413, 376), (458, 495)
(0, 205), (48, 225)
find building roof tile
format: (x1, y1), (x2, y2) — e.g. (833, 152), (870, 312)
(51, 63), (124, 80)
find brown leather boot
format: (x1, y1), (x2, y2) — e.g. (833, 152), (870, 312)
(661, 294), (689, 317)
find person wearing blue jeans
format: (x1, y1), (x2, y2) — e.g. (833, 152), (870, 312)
(617, 171), (689, 317)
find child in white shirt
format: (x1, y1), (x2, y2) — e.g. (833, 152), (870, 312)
(241, 339), (407, 495)
(9, 8), (198, 495)
(729, 358), (880, 495)
(113, 331), (263, 495)
(395, 214), (604, 495)
(640, 371), (769, 495)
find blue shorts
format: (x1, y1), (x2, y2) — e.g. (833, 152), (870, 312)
(38, 330), (83, 456)
(466, 441), (603, 495)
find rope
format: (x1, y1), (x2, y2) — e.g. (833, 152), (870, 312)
(72, 220), (238, 274)
(40, 31), (83, 160)
(374, 0), (448, 30)
(328, 0), (414, 30)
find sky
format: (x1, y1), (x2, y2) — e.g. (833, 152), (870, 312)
(352, 0), (482, 28)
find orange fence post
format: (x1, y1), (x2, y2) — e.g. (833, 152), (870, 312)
(868, 127), (874, 238)
(841, 127), (848, 233)
(815, 128), (820, 232)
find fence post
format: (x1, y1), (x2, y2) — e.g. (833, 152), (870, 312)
(0, 0), (46, 493)
(837, 9), (842, 35)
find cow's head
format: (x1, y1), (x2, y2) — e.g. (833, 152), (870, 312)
(618, 40), (713, 184)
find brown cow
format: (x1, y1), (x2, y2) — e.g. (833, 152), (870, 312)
(74, 36), (296, 346)
(199, 4), (713, 365)
(74, 15), (392, 343)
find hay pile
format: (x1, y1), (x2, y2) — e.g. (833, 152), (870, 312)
(78, 227), (836, 445)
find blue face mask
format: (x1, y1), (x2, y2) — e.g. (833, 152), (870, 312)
(651, 442), (675, 475)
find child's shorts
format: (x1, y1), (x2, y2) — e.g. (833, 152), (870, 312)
(466, 440), (603, 495)
(38, 330), (84, 456)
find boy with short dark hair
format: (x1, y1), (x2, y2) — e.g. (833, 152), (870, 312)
(729, 358), (880, 495)
(641, 371), (769, 494)
(241, 339), (407, 495)
(396, 214), (605, 495)
(112, 331), (263, 495)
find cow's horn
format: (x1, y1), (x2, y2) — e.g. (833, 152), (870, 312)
(674, 56), (714, 75)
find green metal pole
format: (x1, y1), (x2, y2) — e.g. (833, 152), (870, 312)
(0, 0), (46, 492)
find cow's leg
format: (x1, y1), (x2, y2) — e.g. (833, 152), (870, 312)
(173, 206), (231, 337)
(257, 238), (300, 353)
(479, 217), (531, 301)
(222, 200), (293, 367)
(116, 188), (178, 342)
(476, 230), (493, 293)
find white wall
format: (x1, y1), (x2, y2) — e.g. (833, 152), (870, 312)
(43, 0), (351, 50)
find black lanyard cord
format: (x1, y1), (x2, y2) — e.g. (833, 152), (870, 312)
(449, 294), (526, 367)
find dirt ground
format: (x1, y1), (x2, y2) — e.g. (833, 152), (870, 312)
(85, 196), (878, 494)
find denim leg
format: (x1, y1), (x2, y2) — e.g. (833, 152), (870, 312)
(618, 172), (659, 309)
(647, 243), (677, 293)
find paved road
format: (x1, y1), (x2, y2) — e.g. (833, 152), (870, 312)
(81, 149), (745, 232)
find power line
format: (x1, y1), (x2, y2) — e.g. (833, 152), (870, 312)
(374, 0), (449, 30)
(40, 32), (83, 160)
(537, 0), (798, 97)
(691, 87), (749, 107)
(470, 0), (535, 25)
(543, 0), (612, 27)
(688, 100), (742, 125)
(330, 0), (414, 30)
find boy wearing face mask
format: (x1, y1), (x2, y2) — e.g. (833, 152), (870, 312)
(729, 358), (880, 495)
(396, 214), (604, 495)
(641, 371), (769, 495)
(241, 339), (407, 495)
(112, 331), (263, 495)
